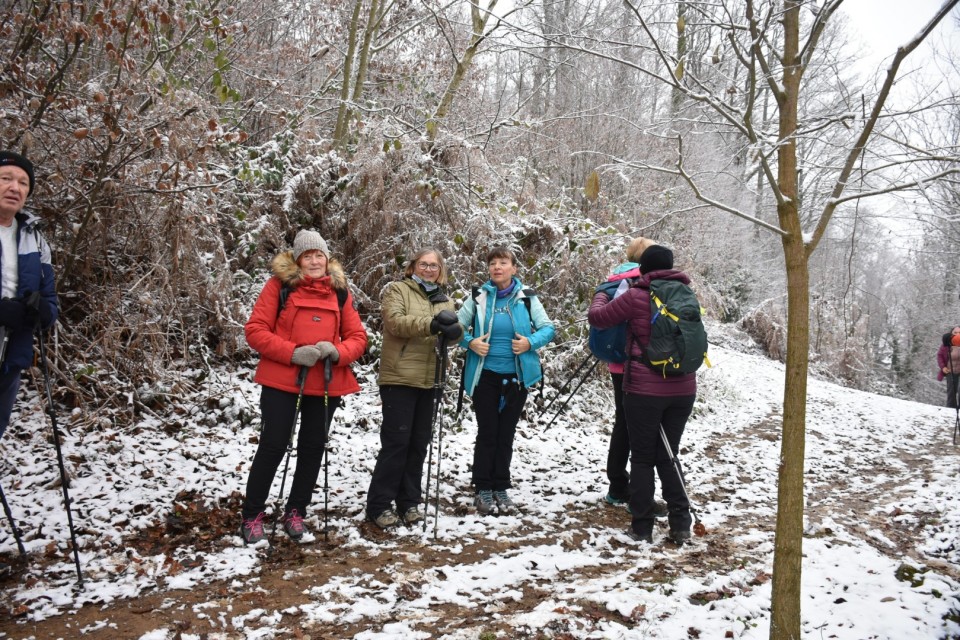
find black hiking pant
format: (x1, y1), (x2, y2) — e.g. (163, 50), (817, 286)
(472, 370), (527, 492)
(366, 385), (436, 519)
(623, 392), (696, 538)
(606, 372), (630, 501)
(242, 385), (341, 521)
(947, 373), (960, 409)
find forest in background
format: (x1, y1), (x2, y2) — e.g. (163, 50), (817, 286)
(1, 0), (958, 420)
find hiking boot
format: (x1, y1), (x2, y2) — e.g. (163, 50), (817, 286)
(626, 529), (653, 544)
(653, 500), (669, 518)
(474, 490), (495, 515)
(668, 529), (691, 546)
(604, 493), (628, 506)
(240, 512), (267, 545)
(401, 507), (423, 526)
(493, 490), (516, 513)
(372, 509), (399, 529)
(282, 509), (306, 541)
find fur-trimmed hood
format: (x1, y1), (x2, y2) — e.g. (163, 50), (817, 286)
(271, 250), (348, 290)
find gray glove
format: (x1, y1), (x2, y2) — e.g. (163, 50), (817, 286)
(315, 341), (340, 362)
(291, 345), (322, 367)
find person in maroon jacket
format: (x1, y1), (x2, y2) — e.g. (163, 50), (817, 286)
(937, 326), (960, 408)
(587, 244), (696, 546)
(240, 230), (368, 544)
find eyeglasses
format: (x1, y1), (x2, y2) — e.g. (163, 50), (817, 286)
(417, 262), (441, 271)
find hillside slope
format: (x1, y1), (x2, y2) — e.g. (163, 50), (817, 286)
(0, 330), (958, 639)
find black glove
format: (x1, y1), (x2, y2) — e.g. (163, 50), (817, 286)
(22, 291), (52, 329)
(0, 298), (26, 332)
(439, 322), (463, 341)
(430, 310), (458, 334)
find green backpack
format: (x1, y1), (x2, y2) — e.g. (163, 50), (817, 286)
(641, 279), (709, 376)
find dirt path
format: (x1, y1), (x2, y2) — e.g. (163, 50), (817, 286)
(1, 406), (956, 639)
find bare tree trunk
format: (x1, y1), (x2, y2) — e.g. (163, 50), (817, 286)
(672, 1), (686, 115)
(770, 5), (806, 638)
(351, 0), (381, 103)
(334, 0), (364, 147)
(427, 0), (497, 141)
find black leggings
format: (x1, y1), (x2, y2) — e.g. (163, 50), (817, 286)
(365, 385), (436, 518)
(472, 370), (528, 491)
(623, 392), (695, 537)
(606, 372), (630, 500)
(242, 385), (341, 521)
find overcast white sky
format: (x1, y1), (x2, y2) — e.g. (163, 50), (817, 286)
(840, 0), (960, 72)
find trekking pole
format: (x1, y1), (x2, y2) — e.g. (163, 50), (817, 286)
(543, 357), (602, 431)
(423, 335), (447, 533)
(271, 365), (308, 542)
(658, 425), (706, 535)
(36, 328), (83, 586)
(432, 339), (450, 540)
(322, 357), (333, 544)
(538, 354), (595, 419)
(0, 482), (26, 558)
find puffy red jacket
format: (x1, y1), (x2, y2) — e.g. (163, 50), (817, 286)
(245, 253), (367, 396)
(587, 269), (696, 397)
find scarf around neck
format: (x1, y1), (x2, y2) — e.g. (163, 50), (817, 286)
(495, 279), (518, 299)
(412, 274), (446, 301)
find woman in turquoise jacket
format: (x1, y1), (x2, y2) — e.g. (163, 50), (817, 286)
(457, 246), (555, 515)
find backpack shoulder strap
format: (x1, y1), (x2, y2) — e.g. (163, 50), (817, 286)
(520, 287), (538, 329)
(278, 283), (348, 318)
(277, 283), (292, 318)
(521, 287), (536, 313)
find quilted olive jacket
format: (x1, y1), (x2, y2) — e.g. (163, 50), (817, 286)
(378, 278), (456, 389)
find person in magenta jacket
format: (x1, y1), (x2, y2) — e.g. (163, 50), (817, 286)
(240, 230), (368, 544)
(587, 244), (696, 545)
(937, 326), (960, 408)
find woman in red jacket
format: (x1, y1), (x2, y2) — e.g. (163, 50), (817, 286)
(240, 230), (367, 544)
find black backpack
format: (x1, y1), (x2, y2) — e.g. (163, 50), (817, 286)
(640, 279), (709, 376)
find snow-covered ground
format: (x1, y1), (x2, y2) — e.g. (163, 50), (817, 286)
(0, 325), (958, 639)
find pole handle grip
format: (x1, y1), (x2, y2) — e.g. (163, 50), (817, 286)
(297, 365), (308, 388)
(324, 357), (333, 384)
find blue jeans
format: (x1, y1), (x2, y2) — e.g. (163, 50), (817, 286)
(0, 369), (22, 439)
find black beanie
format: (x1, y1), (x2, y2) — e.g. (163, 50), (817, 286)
(0, 151), (35, 195)
(639, 245), (674, 275)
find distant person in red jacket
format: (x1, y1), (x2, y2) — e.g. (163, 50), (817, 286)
(936, 326), (960, 408)
(588, 245), (696, 546)
(240, 230), (368, 544)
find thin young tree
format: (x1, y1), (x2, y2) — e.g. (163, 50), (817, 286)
(617, 1), (960, 637)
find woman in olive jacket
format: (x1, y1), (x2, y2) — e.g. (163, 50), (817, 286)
(365, 248), (462, 528)
(241, 230), (367, 544)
